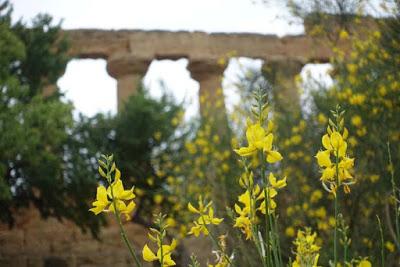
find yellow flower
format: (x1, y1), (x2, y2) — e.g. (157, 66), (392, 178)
(385, 241), (395, 252)
(263, 133), (283, 163)
(318, 113), (328, 125)
(233, 186), (266, 239)
(234, 123), (267, 157)
(357, 259), (371, 267)
(90, 168), (136, 220)
(316, 128), (355, 196)
(322, 132), (347, 156)
(351, 115), (362, 127)
(285, 227), (295, 237)
(234, 122), (282, 163)
(188, 197), (223, 237)
(143, 239), (177, 267)
(154, 194), (164, 205)
(188, 196), (212, 214)
(268, 172), (287, 189)
(315, 150), (331, 168)
(339, 29), (349, 40)
(89, 185), (110, 215)
(349, 94), (366, 105)
(310, 190), (323, 204)
(257, 187), (278, 214)
(233, 215), (252, 240)
(153, 131), (162, 141)
(107, 179), (135, 201)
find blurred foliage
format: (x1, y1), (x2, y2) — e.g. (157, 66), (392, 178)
(0, 0), (76, 227)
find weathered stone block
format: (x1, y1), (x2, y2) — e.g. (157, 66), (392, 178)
(0, 256), (27, 267)
(0, 230), (24, 256)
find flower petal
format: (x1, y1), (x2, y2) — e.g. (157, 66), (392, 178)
(143, 244), (157, 262)
(267, 150), (283, 163)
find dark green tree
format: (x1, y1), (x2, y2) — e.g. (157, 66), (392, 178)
(0, 1), (105, 234)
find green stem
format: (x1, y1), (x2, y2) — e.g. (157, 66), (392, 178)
(272, 214), (283, 266)
(268, 209), (280, 266)
(260, 152), (272, 267)
(249, 183), (268, 267)
(160, 233), (164, 267)
(249, 182), (267, 267)
(387, 142), (400, 244)
(109, 178), (142, 267)
(251, 226), (267, 267)
(377, 216), (385, 267)
(334, 149), (339, 267)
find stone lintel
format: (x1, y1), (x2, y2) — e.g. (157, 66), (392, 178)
(64, 29), (333, 64)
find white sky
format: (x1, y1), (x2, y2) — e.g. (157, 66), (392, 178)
(11, 0), (332, 118)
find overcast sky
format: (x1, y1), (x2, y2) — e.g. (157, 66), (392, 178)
(11, 0), (332, 118)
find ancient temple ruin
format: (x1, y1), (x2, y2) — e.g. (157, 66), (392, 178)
(65, 29), (336, 112)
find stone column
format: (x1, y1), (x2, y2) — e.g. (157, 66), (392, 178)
(187, 59), (227, 120)
(107, 54), (151, 109)
(262, 60), (304, 112)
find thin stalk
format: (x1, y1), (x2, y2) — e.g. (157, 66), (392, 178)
(249, 182), (267, 267)
(387, 142), (400, 242)
(109, 180), (143, 267)
(268, 209), (280, 266)
(334, 148), (339, 266)
(260, 152), (272, 267)
(377, 215), (385, 267)
(272, 214), (283, 266)
(160, 232), (164, 267)
(251, 225), (267, 267)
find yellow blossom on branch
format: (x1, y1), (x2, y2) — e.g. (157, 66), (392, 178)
(315, 126), (355, 197)
(90, 166), (136, 220)
(143, 240), (177, 267)
(292, 228), (320, 267)
(234, 122), (282, 163)
(187, 196), (223, 237)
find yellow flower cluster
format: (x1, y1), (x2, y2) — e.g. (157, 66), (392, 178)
(187, 196), (223, 237)
(234, 172), (286, 239)
(234, 122), (282, 163)
(315, 128), (355, 197)
(90, 165), (136, 220)
(292, 228), (320, 267)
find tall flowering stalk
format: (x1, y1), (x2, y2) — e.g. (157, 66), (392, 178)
(292, 228), (320, 267)
(315, 106), (355, 266)
(234, 89), (286, 267)
(90, 155), (142, 267)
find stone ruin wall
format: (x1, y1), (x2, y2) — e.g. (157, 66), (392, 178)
(0, 207), (213, 267)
